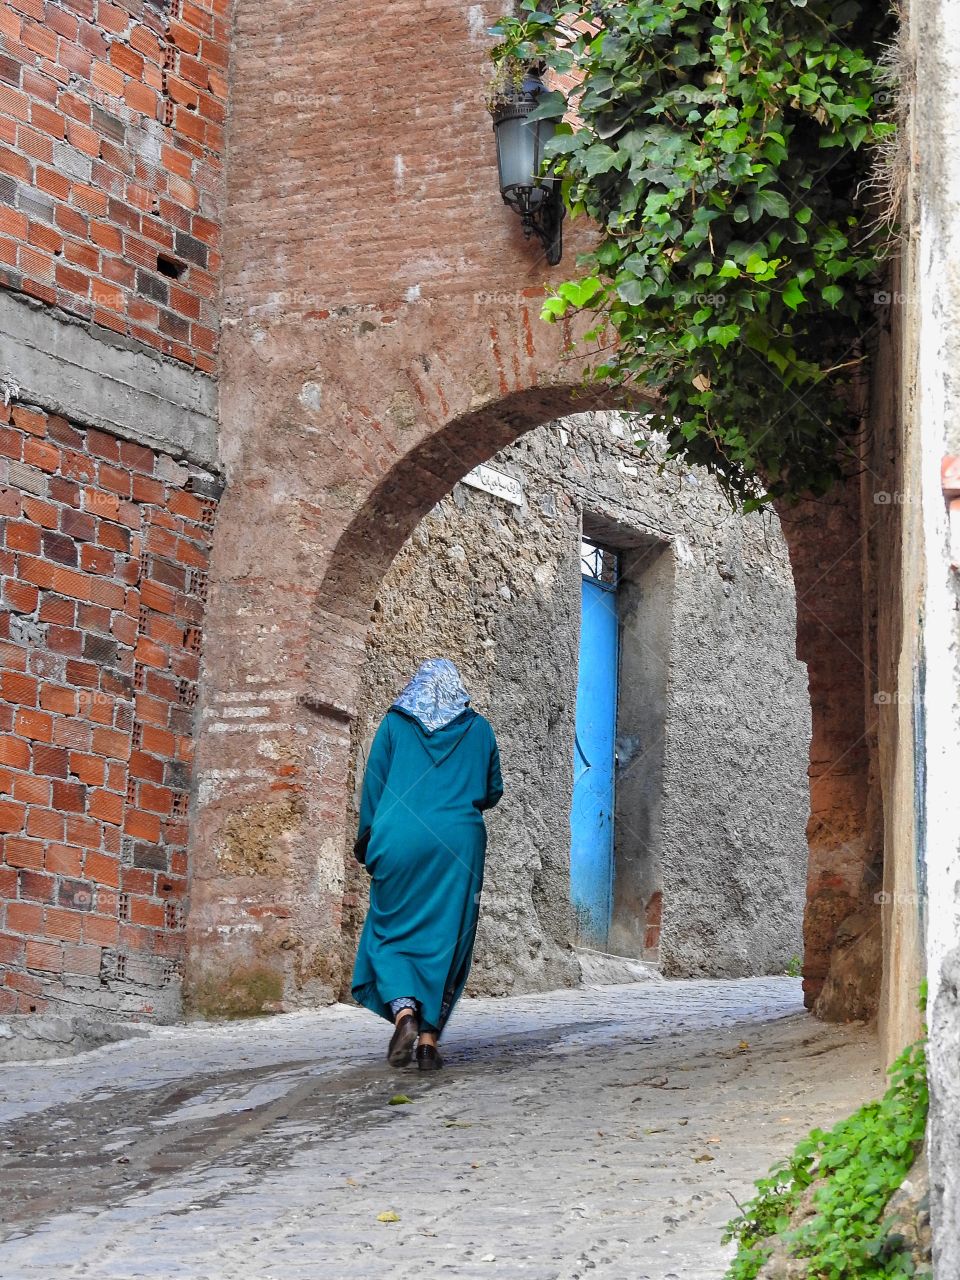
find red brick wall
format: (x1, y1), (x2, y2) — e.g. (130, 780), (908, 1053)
(0, 0), (227, 371)
(779, 484), (874, 1009)
(0, 400), (220, 1017)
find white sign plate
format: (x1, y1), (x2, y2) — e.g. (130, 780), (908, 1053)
(461, 464), (523, 506)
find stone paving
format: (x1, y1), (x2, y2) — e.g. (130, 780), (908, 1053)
(0, 977), (880, 1280)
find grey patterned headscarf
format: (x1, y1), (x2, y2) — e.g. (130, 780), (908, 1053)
(392, 658), (471, 732)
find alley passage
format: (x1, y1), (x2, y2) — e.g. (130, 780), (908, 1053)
(0, 979), (878, 1280)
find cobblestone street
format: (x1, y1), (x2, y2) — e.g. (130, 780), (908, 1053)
(0, 978), (879, 1280)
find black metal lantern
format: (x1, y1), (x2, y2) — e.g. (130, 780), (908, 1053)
(491, 73), (564, 266)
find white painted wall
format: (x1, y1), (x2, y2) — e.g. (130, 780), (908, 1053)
(913, 0), (960, 1266)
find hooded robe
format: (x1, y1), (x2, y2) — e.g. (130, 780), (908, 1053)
(351, 660), (503, 1031)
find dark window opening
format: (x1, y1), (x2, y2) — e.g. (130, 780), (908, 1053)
(157, 254), (185, 280)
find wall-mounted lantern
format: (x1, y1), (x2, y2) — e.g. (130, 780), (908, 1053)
(491, 72), (564, 266)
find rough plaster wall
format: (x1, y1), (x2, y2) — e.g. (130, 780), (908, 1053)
(912, 0), (960, 1267)
(348, 441), (582, 999)
(659, 519), (812, 978)
(873, 251), (924, 1066)
(348, 413), (811, 995)
(610, 542), (674, 958)
(0, 295), (219, 472)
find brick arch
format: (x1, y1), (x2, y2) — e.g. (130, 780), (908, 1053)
(307, 406), (874, 1019)
(183, 0), (874, 1017)
(308, 382), (629, 707)
(187, 317), (871, 1019)
(315, 387), (603, 624)
(184, 304), (630, 1014)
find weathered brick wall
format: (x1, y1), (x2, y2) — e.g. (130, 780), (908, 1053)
(778, 483), (875, 1012)
(0, 399), (219, 1017)
(0, 0), (227, 370)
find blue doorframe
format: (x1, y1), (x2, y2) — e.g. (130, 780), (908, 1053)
(570, 553), (618, 947)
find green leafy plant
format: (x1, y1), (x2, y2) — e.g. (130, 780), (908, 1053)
(785, 953), (803, 977)
(723, 1038), (929, 1279)
(489, 0), (898, 506)
(486, 47), (533, 112)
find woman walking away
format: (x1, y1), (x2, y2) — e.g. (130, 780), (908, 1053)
(351, 658), (503, 1071)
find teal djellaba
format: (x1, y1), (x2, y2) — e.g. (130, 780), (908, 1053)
(351, 659), (503, 1069)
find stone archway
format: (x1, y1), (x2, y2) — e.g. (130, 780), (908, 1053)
(182, 312), (629, 1013)
(182, 0), (878, 1018)
(183, 309), (873, 1017)
(342, 410), (818, 1001)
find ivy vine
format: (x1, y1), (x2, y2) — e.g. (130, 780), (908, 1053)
(723, 1037), (929, 1279)
(489, 0), (897, 506)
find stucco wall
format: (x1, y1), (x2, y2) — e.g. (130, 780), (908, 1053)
(910, 0), (960, 1267)
(347, 413), (811, 995)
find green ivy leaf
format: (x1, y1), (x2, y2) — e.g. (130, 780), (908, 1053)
(541, 296), (567, 322)
(544, 133), (583, 157)
(558, 276), (604, 308)
(615, 275), (657, 305)
(748, 189), (793, 220)
(707, 323), (742, 348)
(583, 143), (621, 176)
(782, 279), (806, 311)
(488, 0), (894, 507)
(525, 90), (568, 121)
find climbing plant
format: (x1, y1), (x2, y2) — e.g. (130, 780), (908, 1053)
(489, 0), (898, 506)
(722, 1036), (929, 1278)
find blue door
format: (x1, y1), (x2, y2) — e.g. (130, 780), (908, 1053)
(570, 550), (618, 946)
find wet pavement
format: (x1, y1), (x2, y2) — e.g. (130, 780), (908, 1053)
(0, 977), (880, 1279)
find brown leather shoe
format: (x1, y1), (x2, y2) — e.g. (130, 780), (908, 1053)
(416, 1043), (443, 1071)
(387, 1013), (419, 1067)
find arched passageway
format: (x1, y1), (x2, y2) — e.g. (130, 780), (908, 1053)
(185, 337), (875, 1020)
(184, 0), (881, 1023)
(343, 408), (816, 1002)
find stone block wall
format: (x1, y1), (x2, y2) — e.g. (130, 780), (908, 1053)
(0, 398), (220, 1018)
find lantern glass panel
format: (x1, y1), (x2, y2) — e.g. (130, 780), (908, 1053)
(496, 111), (556, 210)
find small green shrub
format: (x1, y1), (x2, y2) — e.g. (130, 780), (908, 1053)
(723, 1038), (929, 1279)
